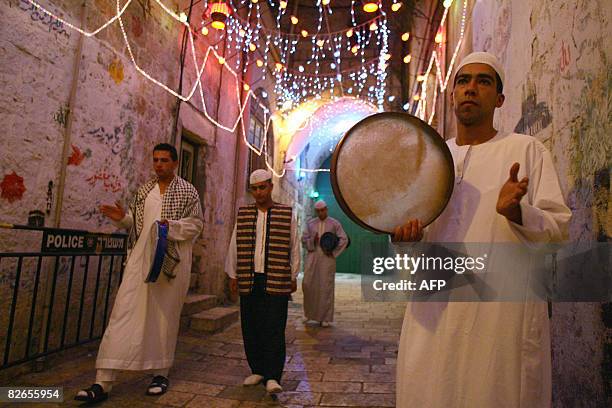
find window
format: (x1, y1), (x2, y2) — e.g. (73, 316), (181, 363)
(247, 89), (274, 180)
(179, 138), (197, 183)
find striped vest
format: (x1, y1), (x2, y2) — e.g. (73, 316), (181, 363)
(236, 204), (293, 295)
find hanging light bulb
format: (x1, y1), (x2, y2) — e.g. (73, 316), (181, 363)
(218, 56), (225, 64)
(249, 43), (256, 51)
(280, 0), (287, 9)
(201, 26), (209, 35)
(443, 0), (453, 8)
(238, 29), (245, 37)
(316, 39), (325, 47)
(330, 62), (336, 69)
(383, 53), (391, 61)
(301, 29), (308, 37)
(210, 0), (230, 30)
(403, 102), (410, 110)
(391, 2), (402, 12)
(275, 62), (284, 71)
(388, 95), (396, 102)
(362, 1), (378, 13)
(178, 12), (188, 22)
(369, 22), (378, 31)
(416, 74), (426, 81)
(351, 45), (358, 54)
(262, 91), (268, 98)
(413, 94), (420, 101)
(290, 15), (299, 25)
(322, 0), (330, 5)
(256, 59), (264, 67)
(403, 54), (412, 63)
(346, 28), (354, 38)
(401, 32), (410, 41)
(435, 31), (443, 43)
(243, 83), (250, 91)
(298, 65), (304, 72)
(251, 0), (258, 3)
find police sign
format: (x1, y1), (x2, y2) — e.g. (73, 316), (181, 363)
(41, 229), (127, 254)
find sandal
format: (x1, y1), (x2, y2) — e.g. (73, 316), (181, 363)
(146, 375), (169, 396)
(74, 383), (108, 403)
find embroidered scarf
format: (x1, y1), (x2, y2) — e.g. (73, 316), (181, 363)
(128, 176), (202, 279)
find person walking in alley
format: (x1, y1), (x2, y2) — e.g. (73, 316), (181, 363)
(225, 169), (300, 395)
(76, 143), (203, 403)
(302, 199), (348, 326)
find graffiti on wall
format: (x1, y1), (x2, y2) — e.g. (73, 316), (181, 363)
(53, 105), (69, 128)
(86, 167), (123, 193)
(18, 0), (70, 38)
(67, 144), (90, 166)
(86, 123), (131, 155)
(108, 58), (124, 84)
(1, 172), (26, 203)
(514, 79), (552, 136)
(559, 40), (572, 74)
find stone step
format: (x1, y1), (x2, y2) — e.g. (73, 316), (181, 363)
(181, 294), (218, 316)
(190, 307), (239, 334)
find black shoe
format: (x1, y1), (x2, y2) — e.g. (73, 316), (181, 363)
(146, 375), (169, 396)
(74, 384), (108, 403)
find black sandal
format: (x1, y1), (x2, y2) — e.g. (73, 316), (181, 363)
(146, 375), (169, 396)
(74, 383), (108, 403)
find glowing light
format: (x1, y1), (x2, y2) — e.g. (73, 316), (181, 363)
(282, 100), (293, 110)
(363, 2), (378, 13)
(435, 32), (443, 43)
(243, 84), (250, 91)
(280, 1), (287, 9)
(383, 53), (391, 61)
(290, 15), (298, 25)
(178, 12), (187, 23)
(316, 39), (325, 47)
(251, 0), (258, 3)
(256, 59), (264, 67)
(403, 102), (410, 110)
(201, 26), (208, 35)
(330, 62), (336, 69)
(346, 29), (353, 37)
(298, 65), (304, 72)
(369, 22), (378, 31)
(388, 95), (395, 102)
(218, 56), (225, 65)
(443, 0), (453, 8)
(262, 91), (268, 98)
(413, 94), (420, 101)
(276, 62), (284, 71)
(322, 0), (330, 5)
(351, 45), (358, 54)
(301, 29), (308, 37)
(238, 29), (245, 36)
(249, 43), (256, 51)
(211, 20), (225, 30)
(401, 32), (410, 41)
(391, 2), (402, 12)
(403, 54), (412, 63)
(417, 74), (426, 81)
(210, 0), (230, 30)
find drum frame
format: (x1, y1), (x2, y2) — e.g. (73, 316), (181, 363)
(330, 111), (455, 234)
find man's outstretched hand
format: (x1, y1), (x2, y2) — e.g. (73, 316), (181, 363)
(99, 201), (126, 222)
(391, 219), (423, 242)
(496, 162), (528, 225)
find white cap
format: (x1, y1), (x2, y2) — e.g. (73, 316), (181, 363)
(454, 51), (505, 89)
(314, 200), (327, 209)
(249, 169), (272, 185)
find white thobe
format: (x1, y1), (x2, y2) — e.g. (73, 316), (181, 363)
(396, 133), (571, 408)
(302, 217), (348, 322)
(96, 185), (202, 371)
(225, 208), (300, 280)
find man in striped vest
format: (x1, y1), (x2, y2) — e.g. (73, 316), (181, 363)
(225, 169), (300, 394)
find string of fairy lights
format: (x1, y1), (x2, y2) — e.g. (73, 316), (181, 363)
(21, 0), (470, 177)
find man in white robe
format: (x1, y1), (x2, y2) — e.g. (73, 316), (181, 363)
(76, 143), (203, 403)
(302, 200), (348, 326)
(392, 52), (571, 407)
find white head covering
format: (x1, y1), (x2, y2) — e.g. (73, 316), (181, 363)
(314, 200), (327, 209)
(454, 51), (505, 89)
(249, 169), (272, 185)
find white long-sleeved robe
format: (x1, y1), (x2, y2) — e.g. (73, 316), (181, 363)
(396, 132), (571, 408)
(96, 184), (203, 371)
(302, 217), (348, 322)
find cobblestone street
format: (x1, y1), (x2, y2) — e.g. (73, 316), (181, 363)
(11, 274), (406, 407)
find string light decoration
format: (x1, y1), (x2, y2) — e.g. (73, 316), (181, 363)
(20, 0), (471, 176)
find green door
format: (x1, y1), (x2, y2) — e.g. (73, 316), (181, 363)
(313, 157), (389, 275)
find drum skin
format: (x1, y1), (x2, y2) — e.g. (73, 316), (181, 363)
(330, 112), (454, 234)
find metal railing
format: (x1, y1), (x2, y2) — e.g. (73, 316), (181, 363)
(0, 223), (127, 370)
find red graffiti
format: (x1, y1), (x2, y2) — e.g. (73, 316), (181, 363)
(0, 172), (26, 203)
(86, 169), (123, 193)
(559, 41), (571, 73)
(131, 15), (143, 38)
(67, 144), (86, 166)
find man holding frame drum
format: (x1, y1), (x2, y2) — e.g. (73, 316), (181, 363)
(392, 52), (571, 407)
(76, 143), (203, 403)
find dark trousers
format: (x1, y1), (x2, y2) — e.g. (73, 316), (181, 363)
(239, 274), (289, 383)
